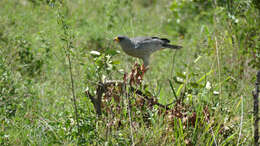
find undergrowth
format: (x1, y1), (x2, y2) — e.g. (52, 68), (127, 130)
(0, 0), (259, 145)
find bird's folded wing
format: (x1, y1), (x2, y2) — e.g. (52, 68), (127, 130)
(134, 38), (163, 49)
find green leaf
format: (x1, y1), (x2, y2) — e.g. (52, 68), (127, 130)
(190, 82), (199, 88)
(220, 133), (237, 145)
(112, 60), (120, 65)
(176, 84), (184, 96)
(176, 71), (186, 79)
(105, 49), (120, 56)
(168, 79), (178, 100)
(170, 2), (178, 11)
(197, 70), (213, 83)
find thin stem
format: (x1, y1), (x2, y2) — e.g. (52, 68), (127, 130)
(215, 36), (221, 96)
(125, 85), (134, 145)
(57, 2), (80, 135)
(212, 0), (222, 97)
(66, 52), (80, 133)
(237, 96), (244, 146)
(170, 51), (177, 77)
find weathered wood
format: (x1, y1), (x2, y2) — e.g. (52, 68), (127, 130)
(85, 80), (170, 115)
(85, 81), (124, 115)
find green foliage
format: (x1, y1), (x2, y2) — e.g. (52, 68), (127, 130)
(15, 36), (45, 76)
(0, 57), (18, 118)
(0, 0), (258, 145)
(90, 49), (120, 79)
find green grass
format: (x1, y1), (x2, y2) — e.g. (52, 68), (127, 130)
(0, 0), (259, 145)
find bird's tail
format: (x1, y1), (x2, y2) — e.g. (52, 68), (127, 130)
(163, 44), (182, 49)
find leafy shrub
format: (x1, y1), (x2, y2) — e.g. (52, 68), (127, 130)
(0, 57), (19, 118)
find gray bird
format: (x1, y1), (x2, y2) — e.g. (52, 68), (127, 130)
(114, 35), (182, 67)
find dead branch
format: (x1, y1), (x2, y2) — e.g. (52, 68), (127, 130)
(85, 80), (170, 115)
(85, 81), (123, 115)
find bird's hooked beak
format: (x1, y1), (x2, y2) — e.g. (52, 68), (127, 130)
(113, 37), (120, 42)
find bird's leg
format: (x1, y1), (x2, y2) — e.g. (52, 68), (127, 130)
(142, 56), (150, 68)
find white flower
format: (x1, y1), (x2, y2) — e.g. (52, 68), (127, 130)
(213, 91), (219, 95)
(206, 81), (211, 90)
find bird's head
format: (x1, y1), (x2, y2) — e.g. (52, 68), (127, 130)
(113, 36), (129, 43)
